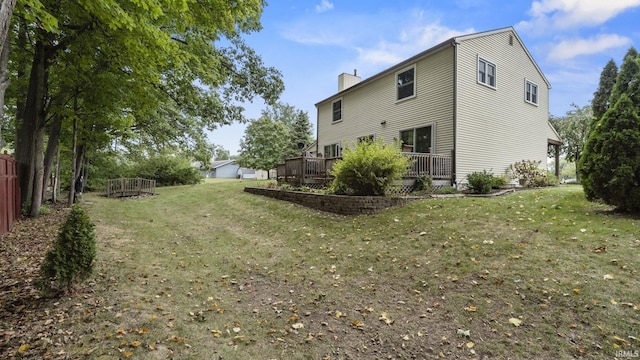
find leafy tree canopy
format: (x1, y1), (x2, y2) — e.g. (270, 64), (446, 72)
(549, 104), (593, 182)
(236, 116), (288, 172)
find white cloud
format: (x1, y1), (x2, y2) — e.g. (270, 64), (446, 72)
(519, 0), (640, 30)
(356, 23), (474, 69)
(315, 0), (334, 13)
(548, 33), (632, 60)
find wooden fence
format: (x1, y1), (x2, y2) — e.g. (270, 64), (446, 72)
(1, 153), (20, 235)
(106, 178), (156, 198)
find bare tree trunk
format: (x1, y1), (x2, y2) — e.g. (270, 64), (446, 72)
(0, 0), (16, 147)
(29, 126), (45, 217)
(0, 26), (11, 148)
(52, 146), (60, 203)
(43, 114), (63, 201)
(16, 41), (48, 216)
(69, 115), (78, 204)
(0, 0), (16, 49)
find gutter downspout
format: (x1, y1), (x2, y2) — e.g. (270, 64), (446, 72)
(315, 104), (320, 156)
(452, 40), (459, 187)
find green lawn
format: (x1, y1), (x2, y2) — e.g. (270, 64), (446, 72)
(51, 181), (640, 358)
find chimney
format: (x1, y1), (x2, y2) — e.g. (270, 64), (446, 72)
(338, 70), (361, 92)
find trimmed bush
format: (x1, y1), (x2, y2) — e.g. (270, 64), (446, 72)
(467, 170), (494, 194)
(509, 160), (549, 187)
(491, 176), (508, 189)
(330, 139), (411, 196)
(38, 205), (97, 292)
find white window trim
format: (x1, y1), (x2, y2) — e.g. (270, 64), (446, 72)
(399, 123), (436, 153)
(331, 98), (343, 123)
(395, 64), (417, 102)
(357, 134), (376, 143)
(524, 79), (539, 106)
(323, 142), (342, 158)
(477, 55), (497, 89)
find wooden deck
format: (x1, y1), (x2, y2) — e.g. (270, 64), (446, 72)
(106, 178), (156, 198)
(277, 153), (453, 186)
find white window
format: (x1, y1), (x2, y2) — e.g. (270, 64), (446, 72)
(396, 65), (416, 101)
(324, 143), (341, 158)
(478, 57), (496, 88)
(525, 80), (538, 105)
(357, 134), (375, 144)
(400, 125), (433, 153)
(332, 99), (342, 122)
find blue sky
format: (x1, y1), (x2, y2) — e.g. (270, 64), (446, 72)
(209, 0), (640, 155)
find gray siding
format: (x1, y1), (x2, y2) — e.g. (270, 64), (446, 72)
(215, 163), (240, 178)
(455, 30), (552, 184)
(317, 46), (455, 156)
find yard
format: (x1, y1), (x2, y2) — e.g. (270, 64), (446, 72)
(1, 180), (638, 359)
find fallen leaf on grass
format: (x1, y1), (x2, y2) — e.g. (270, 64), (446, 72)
(130, 341), (142, 347)
(603, 274), (614, 280)
(379, 312), (394, 325)
(18, 344), (29, 352)
(457, 329), (470, 337)
(508, 318), (522, 327)
(352, 320), (364, 329)
(292, 323), (304, 330)
(169, 336), (186, 343)
(465, 306), (477, 312)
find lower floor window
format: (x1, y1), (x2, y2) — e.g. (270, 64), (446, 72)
(357, 134), (375, 144)
(400, 125), (433, 153)
(324, 143), (341, 158)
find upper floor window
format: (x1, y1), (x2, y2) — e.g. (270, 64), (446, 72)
(332, 99), (342, 122)
(478, 57), (496, 88)
(525, 80), (538, 105)
(396, 66), (415, 101)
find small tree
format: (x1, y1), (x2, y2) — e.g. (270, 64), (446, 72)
(330, 139), (411, 196)
(580, 94), (640, 211)
(38, 205), (97, 292)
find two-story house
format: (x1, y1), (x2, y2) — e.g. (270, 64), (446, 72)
(315, 26), (561, 187)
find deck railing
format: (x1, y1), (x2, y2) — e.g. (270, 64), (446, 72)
(405, 152), (452, 179)
(277, 153), (452, 185)
(106, 178), (156, 198)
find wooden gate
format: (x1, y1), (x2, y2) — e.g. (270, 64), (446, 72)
(1, 153), (20, 235)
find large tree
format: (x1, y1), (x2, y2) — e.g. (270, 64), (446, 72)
(260, 102), (313, 158)
(8, 0), (283, 216)
(237, 116), (288, 173)
(0, 0), (17, 148)
(580, 49), (640, 211)
(591, 59), (618, 123)
(549, 104), (593, 182)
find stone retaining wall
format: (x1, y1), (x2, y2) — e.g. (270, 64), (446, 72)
(244, 186), (417, 215)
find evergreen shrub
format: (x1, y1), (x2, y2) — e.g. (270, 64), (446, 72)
(38, 205), (97, 292)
